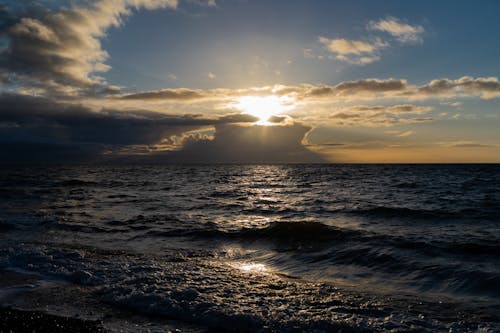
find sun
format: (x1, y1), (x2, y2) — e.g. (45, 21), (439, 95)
(234, 95), (295, 125)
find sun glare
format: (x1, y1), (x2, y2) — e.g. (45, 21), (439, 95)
(236, 262), (268, 273)
(235, 95), (294, 125)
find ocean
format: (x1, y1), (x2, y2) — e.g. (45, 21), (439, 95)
(0, 164), (499, 332)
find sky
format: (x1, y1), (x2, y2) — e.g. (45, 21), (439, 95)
(1, 0), (500, 163)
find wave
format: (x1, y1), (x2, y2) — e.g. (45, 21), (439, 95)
(126, 219), (499, 258)
(393, 181), (420, 189)
(194, 203), (499, 221)
(127, 221), (500, 298)
(344, 205), (499, 221)
(238, 221), (359, 242)
(132, 221), (361, 245)
(57, 179), (98, 187)
(445, 242), (500, 256)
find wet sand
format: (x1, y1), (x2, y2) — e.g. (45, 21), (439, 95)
(0, 270), (204, 332)
(0, 306), (106, 333)
(0, 270), (105, 332)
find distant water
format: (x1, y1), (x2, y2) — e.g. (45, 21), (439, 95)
(1, 164), (499, 332)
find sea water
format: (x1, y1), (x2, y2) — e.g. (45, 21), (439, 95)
(0, 164), (499, 331)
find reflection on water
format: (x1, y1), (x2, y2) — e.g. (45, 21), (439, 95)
(1, 164), (499, 332)
(235, 262), (268, 273)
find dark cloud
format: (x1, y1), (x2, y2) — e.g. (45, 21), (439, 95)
(0, 142), (106, 164)
(348, 104), (431, 114)
(282, 79), (408, 98)
(158, 122), (325, 163)
(334, 78), (408, 94)
(0, 93), (258, 163)
(217, 113), (259, 123)
(268, 115), (288, 123)
(0, 71), (10, 85)
(0, 93), (324, 164)
(120, 88), (205, 100)
(0, 93), (258, 144)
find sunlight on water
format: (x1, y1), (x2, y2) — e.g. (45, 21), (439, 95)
(234, 262), (268, 273)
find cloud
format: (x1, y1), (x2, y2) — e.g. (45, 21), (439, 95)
(328, 113), (431, 127)
(113, 78), (415, 113)
(437, 141), (496, 148)
(319, 37), (381, 55)
(328, 78), (407, 94)
(0, 92), (327, 163)
(162, 122), (325, 163)
(0, 0), (178, 96)
(207, 72), (216, 79)
(348, 104), (431, 114)
(268, 78), (409, 100)
(0, 71), (10, 85)
(115, 76), (500, 108)
(319, 36), (387, 65)
(0, 93), (257, 144)
(117, 86), (272, 102)
(2, 72), (500, 162)
(0, 142), (107, 164)
(268, 115), (289, 124)
(335, 55), (381, 65)
(329, 104), (433, 126)
(413, 76), (500, 99)
(368, 17), (424, 44)
(441, 101), (462, 108)
(120, 88), (206, 100)
(395, 130), (414, 137)
(1, 71), (499, 162)
(318, 16), (423, 65)
(275, 76), (500, 101)
(0, 93), (258, 163)
(384, 130), (416, 137)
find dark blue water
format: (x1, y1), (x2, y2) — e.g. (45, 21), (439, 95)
(0, 165), (499, 332)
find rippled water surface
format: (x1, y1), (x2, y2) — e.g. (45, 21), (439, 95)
(1, 164), (499, 332)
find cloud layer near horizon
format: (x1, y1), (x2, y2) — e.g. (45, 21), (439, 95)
(0, 93), (262, 163)
(144, 122), (325, 164)
(118, 76), (500, 102)
(2, 73), (500, 162)
(0, 92), (322, 164)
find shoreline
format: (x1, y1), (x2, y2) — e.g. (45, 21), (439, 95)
(0, 306), (106, 333)
(0, 270), (106, 332)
